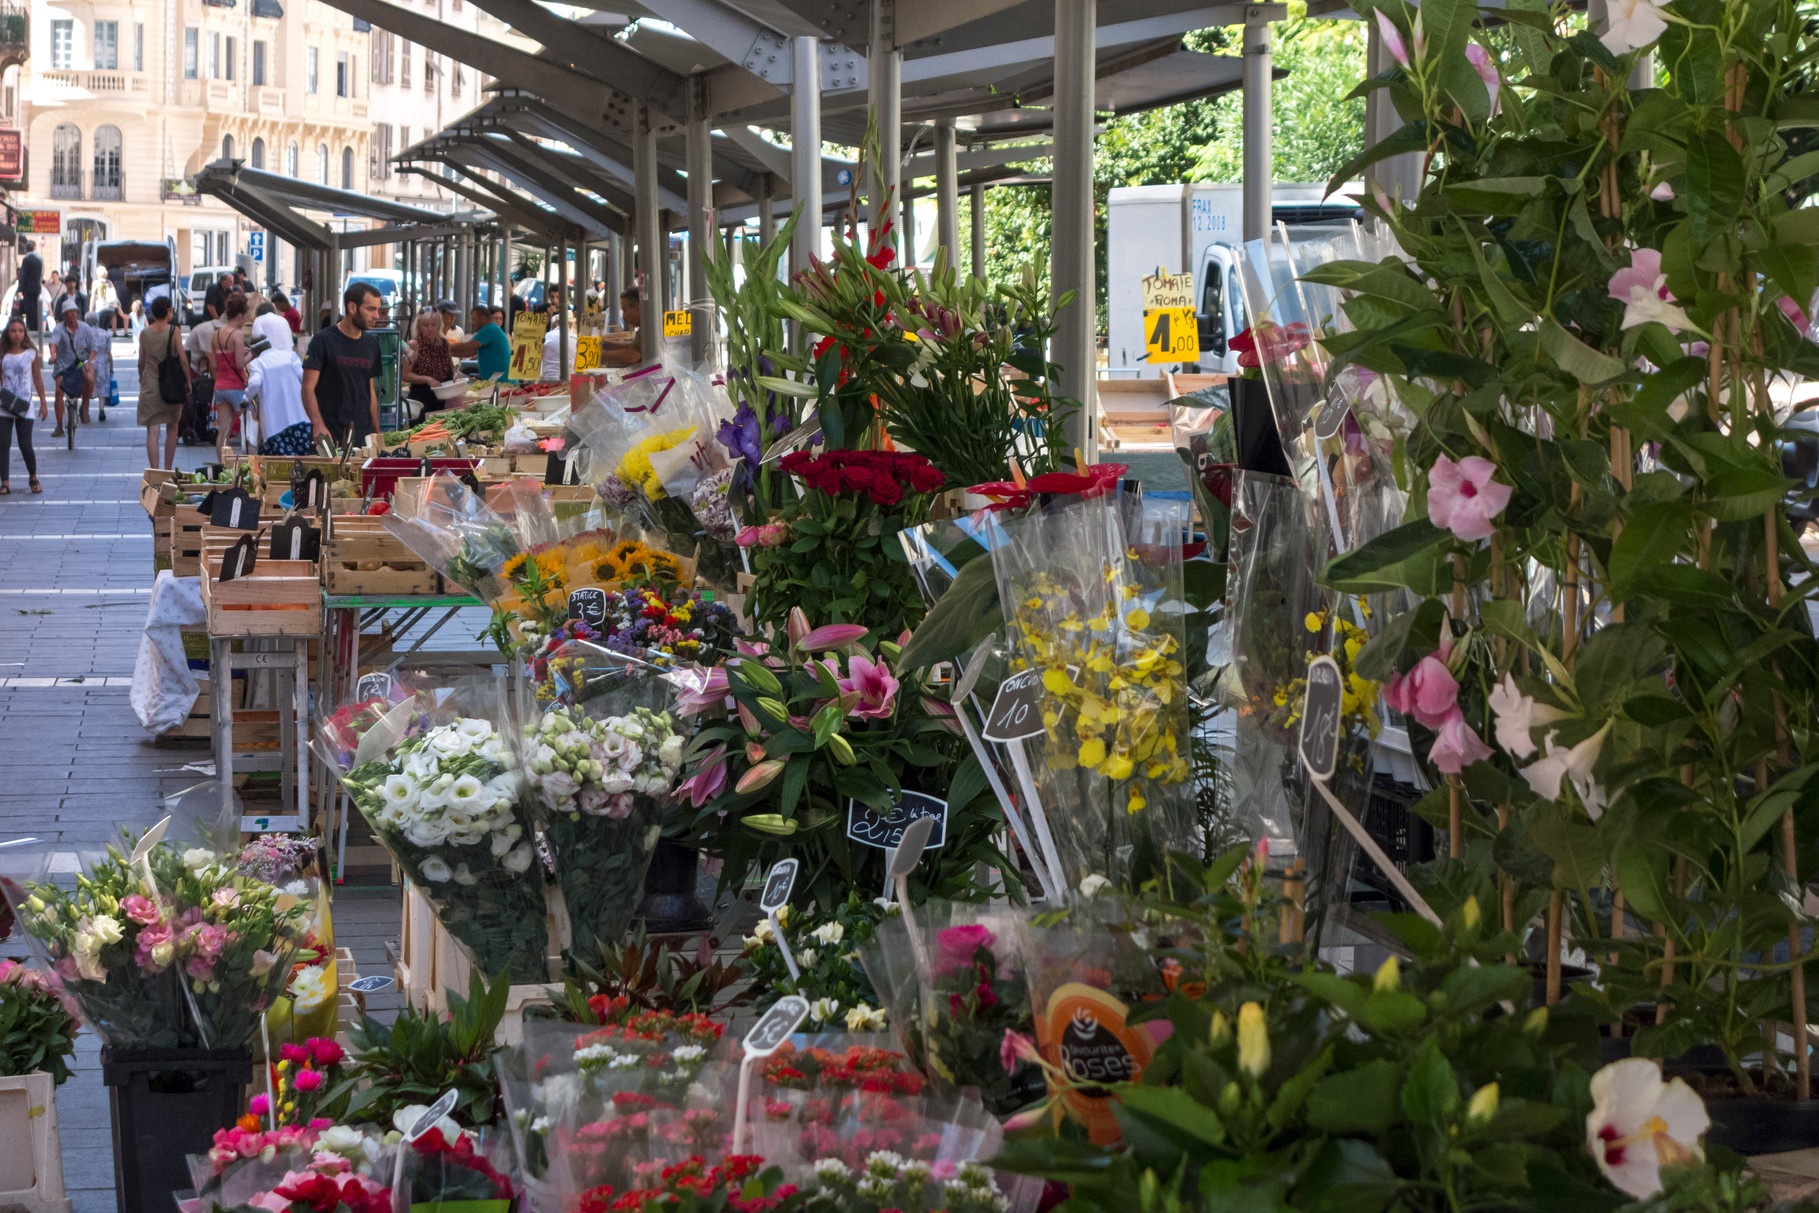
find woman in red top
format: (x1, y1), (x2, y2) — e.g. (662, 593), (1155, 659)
(271, 287), (303, 334)
(401, 310), (457, 415)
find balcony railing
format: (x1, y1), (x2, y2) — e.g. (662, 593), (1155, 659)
(0, 8), (27, 50)
(49, 178), (80, 199)
(92, 180), (120, 200)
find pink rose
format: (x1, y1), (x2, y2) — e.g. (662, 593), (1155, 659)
(1427, 454), (1512, 542)
(120, 894), (161, 925)
(935, 924), (998, 976)
(1381, 654), (1459, 730)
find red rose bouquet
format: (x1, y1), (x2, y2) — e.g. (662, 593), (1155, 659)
(737, 448), (945, 636)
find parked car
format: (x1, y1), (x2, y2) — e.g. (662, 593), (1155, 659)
(84, 239), (184, 329)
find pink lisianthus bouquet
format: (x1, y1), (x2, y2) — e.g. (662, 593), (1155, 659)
(0, 957), (79, 1083)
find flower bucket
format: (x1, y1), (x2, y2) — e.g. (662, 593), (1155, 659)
(633, 839), (713, 934)
(101, 1046), (251, 1213)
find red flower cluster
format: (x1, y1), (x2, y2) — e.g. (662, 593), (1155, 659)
(1230, 322), (1310, 368)
(413, 1128), (513, 1200)
(584, 995), (725, 1045)
(759, 1044), (923, 1095)
(968, 463), (1128, 512)
(577, 1156), (797, 1213)
(779, 449), (945, 507)
(271, 1172), (390, 1213)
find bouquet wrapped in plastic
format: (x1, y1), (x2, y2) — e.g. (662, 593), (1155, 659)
(313, 674), (552, 983)
(985, 492), (1196, 893)
(1, 808), (314, 1050)
(400, 1126), (518, 1213)
(237, 835), (339, 1047)
(863, 905), (1042, 1117)
(518, 645), (687, 958)
(382, 473), (526, 603)
(182, 1121), (387, 1213)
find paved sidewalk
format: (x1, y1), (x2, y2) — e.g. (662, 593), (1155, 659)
(0, 340), (412, 1213)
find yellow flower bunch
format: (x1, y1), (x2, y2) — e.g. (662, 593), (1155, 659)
(615, 425), (699, 501)
(1264, 605), (1382, 740)
(596, 539), (682, 585)
(1007, 568), (1189, 815)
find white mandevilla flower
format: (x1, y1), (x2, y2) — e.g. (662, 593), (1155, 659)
(811, 921), (844, 947)
(1600, 0), (1669, 54)
(1521, 721), (1613, 819)
(1586, 1058), (1709, 1198)
(1487, 673), (1566, 760)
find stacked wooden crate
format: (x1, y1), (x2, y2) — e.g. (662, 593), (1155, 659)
(320, 514), (439, 596)
(198, 528), (323, 637)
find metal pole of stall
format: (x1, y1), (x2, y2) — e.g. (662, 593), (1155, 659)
(1242, 16), (1273, 243)
(634, 101), (663, 365)
(757, 172), (777, 246)
(606, 233), (622, 328)
(935, 117), (959, 271)
(868, 0), (901, 250)
(686, 74), (714, 365)
(789, 35), (822, 281)
(659, 212), (675, 314)
(1050, 0), (1096, 461)
(557, 232), (569, 383)
(503, 224), (514, 316)
(971, 182), (986, 280)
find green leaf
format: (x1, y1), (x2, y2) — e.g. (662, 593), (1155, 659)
(1307, 1059), (1403, 1134)
(1612, 357), (1705, 441)
(755, 375), (820, 399)
(1704, 465), (1790, 521)
(1297, 971), (1368, 1018)
(1360, 989), (1428, 1033)
(1326, 122), (1431, 197)
(1540, 320), (1626, 384)
(1686, 129), (1747, 247)
(1608, 501), (1692, 601)
(1458, 218), (1533, 325)
(1445, 176), (1548, 215)
(1401, 1037), (1460, 1126)
(947, 750), (991, 811)
(1617, 846), (1673, 921)
(1116, 1084), (1227, 1146)
(1293, 1138), (1400, 1213)
(1324, 518), (1452, 595)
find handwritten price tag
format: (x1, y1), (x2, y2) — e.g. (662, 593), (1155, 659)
(846, 791), (947, 852)
(1298, 655), (1344, 782)
(981, 667), (1046, 743)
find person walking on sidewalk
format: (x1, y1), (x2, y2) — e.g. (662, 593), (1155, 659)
(15, 241), (41, 336)
(209, 292), (252, 459)
(49, 298), (99, 438)
(0, 318), (45, 494)
(246, 313), (309, 456)
(138, 296), (188, 470)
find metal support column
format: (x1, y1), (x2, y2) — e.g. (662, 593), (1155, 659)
(970, 183), (986, 280)
(935, 118), (959, 270)
(686, 74), (714, 364)
(1242, 17), (1272, 242)
(1051, 0), (1096, 461)
(502, 225), (513, 315)
(868, 0), (901, 249)
(634, 101), (663, 365)
(607, 234), (622, 327)
(757, 172), (777, 246)
(790, 35), (822, 278)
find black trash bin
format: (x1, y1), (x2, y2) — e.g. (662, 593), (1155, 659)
(101, 1046), (252, 1213)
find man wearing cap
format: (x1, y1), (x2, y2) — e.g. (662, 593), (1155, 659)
(49, 297), (101, 436)
(436, 300), (465, 344)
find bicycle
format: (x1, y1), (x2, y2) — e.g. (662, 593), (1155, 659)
(63, 391), (77, 450)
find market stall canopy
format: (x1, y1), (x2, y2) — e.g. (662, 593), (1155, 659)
(190, 159), (493, 251)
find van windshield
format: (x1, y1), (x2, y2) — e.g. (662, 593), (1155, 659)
(349, 277), (397, 299)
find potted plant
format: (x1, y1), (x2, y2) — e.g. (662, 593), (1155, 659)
(0, 958), (78, 1212)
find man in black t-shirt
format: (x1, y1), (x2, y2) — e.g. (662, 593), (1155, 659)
(16, 240), (41, 332)
(301, 282), (383, 447)
(204, 272), (233, 321)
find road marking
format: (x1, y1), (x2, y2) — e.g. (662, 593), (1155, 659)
(0, 587), (152, 594)
(0, 534), (151, 540)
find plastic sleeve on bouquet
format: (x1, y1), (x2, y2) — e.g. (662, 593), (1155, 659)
(380, 473), (525, 603)
(985, 495), (1197, 893)
(312, 673), (552, 985)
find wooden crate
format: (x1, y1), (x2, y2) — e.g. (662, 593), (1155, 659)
(0, 1072), (71, 1213)
(321, 515), (438, 596)
(199, 528), (322, 637)
(161, 504), (211, 577)
(140, 468), (178, 519)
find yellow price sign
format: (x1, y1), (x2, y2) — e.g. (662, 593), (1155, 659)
(1144, 307), (1199, 365)
(575, 335), (603, 371)
(663, 310), (692, 338)
(509, 311), (547, 381)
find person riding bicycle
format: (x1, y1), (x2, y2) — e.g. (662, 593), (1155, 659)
(49, 298), (100, 439)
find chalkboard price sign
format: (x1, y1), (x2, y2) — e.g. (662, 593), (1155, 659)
(1298, 655), (1344, 781)
(1314, 392), (1351, 441)
(981, 667), (1047, 743)
(742, 995), (809, 1058)
(759, 858), (798, 914)
(568, 586), (608, 626)
(846, 791), (948, 851)
(348, 974), (394, 993)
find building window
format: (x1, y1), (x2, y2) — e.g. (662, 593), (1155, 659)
(252, 40), (265, 86)
(341, 146), (353, 189)
(422, 49), (433, 93)
(316, 143), (327, 184)
(207, 31), (219, 78)
(451, 63), (462, 96)
(372, 30), (390, 83)
(305, 46), (317, 93)
(225, 35), (235, 80)
(93, 125), (121, 198)
(287, 140), (298, 177)
(335, 50), (347, 97)
(50, 122), (80, 197)
(399, 39), (409, 87)
(50, 19), (72, 70)
(94, 21), (117, 70)
(222, 134), (233, 160)
(251, 136), (265, 169)
(183, 26), (197, 78)
(133, 23), (143, 71)
(371, 123), (390, 179)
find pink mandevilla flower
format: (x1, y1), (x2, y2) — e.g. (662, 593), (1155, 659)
(1376, 9), (1410, 66)
(1465, 44), (1500, 111)
(1427, 454), (1512, 541)
(1429, 707), (1494, 775)
(1381, 654), (1459, 730)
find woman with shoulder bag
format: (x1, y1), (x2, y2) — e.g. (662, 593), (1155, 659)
(139, 296), (190, 470)
(0, 317), (46, 493)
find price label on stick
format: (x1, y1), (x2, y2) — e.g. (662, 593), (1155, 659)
(1297, 655), (1344, 782)
(981, 667), (1047, 743)
(567, 587), (608, 627)
(408, 1089), (460, 1142)
(575, 335), (603, 371)
(846, 791), (947, 852)
(759, 858), (798, 915)
(743, 995), (809, 1060)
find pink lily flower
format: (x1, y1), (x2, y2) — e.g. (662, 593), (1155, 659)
(677, 746), (728, 807)
(798, 623), (869, 653)
(838, 653), (900, 721)
(674, 667), (729, 716)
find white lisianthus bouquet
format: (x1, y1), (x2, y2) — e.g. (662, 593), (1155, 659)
(335, 716), (550, 983)
(525, 706), (684, 957)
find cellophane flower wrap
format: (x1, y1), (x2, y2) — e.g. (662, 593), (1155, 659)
(863, 906), (1042, 1117)
(525, 585), (738, 683)
(0, 956), (79, 1083)
(402, 1126), (517, 1213)
(380, 472), (525, 603)
(739, 893), (894, 1033)
(740, 448), (946, 636)
(240, 835), (338, 1048)
(1, 822), (313, 1050)
(985, 493), (1195, 891)
(517, 648), (687, 958)
(511, 1009), (724, 1204)
(313, 676), (551, 983)
(184, 1122), (387, 1213)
